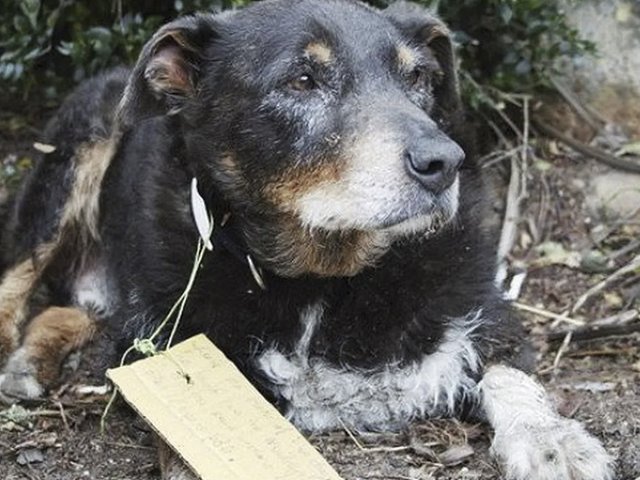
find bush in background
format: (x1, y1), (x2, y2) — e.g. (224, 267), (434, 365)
(0, 0), (248, 105)
(0, 0), (593, 109)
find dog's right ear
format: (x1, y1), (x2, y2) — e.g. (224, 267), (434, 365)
(117, 14), (221, 128)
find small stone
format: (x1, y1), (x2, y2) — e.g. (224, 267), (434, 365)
(568, 381), (617, 393)
(16, 448), (44, 466)
(586, 172), (640, 219)
(580, 249), (613, 273)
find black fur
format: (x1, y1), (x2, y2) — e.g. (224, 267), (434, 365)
(5, 0), (531, 415)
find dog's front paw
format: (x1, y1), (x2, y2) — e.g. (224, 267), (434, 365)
(0, 348), (44, 403)
(480, 365), (614, 480)
(492, 417), (614, 480)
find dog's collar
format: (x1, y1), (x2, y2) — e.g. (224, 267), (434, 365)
(191, 177), (267, 290)
(207, 218), (270, 292)
(212, 219), (267, 291)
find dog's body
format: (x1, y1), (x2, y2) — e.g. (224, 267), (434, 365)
(0, 1), (613, 478)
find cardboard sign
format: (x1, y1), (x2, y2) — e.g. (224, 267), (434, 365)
(107, 334), (342, 480)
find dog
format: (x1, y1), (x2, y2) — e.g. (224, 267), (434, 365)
(0, 1), (613, 478)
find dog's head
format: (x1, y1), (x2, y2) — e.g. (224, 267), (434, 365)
(119, 0), (466, 277)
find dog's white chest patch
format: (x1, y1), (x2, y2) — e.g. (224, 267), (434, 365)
(257, 304), (482, 431)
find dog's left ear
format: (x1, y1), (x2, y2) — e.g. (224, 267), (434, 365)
(117, 14), (223, 129)
(384, 2), (461, 115)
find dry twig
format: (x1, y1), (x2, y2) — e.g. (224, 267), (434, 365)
(339, 419), (413, 454)
(496, 97), (531, 271)
(533, 120), (640, 174)
(548, 310), (640, 343)
(54, 401), (70, 431)
(572, 255), (640, 313)
(539, 332), (573, 374)
(549, 76), (605, 132)
(513, 302), (584, 326)
(609, 238), (640, 262)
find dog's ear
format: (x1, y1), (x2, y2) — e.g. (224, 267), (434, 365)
(384, 2), (461, 115)
(117, 14), (221, 128)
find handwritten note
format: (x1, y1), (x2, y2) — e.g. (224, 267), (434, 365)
(107, 335), (343, 480)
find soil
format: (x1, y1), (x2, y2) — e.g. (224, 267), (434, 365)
(0, 109), (639, 480)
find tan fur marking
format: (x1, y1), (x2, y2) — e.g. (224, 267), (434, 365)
(212, 151), (250, 200)
(260, 157), (393, 276)
(220, 152), (238, 171)
(397, 44), (418, 71)
(22, 307), (96, 386)
(264, 161), (342, 206)
(0, 242), (57, 360)
(244, 210), (389, 277)
(219, 151), (366, 277)
(218, 151), (244, 184)
(0, 260), (36, 357)
(274, 221), (389, 277)
(304, 42), (333, 65)
(0, 138), (115, 363)
(61, 138), (117, 240)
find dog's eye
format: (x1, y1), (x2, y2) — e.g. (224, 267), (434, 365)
(408, 68), (429, 89)
(289, 74), (317, 92)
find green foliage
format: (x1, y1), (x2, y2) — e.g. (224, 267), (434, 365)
(0, 0), (251, 105)
(0, 0), (593, 108)
(436, 0), (595, 94)
(373, 0), (595, 106)
(0, 153), (33, 191)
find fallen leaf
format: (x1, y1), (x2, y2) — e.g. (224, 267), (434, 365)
(548, 140), (561, 156)
(534, 159), (552, 172)
(603, 292), (623, 309)
(616, 140), (640, 157)
(533, 241), (581, 268)
(438, 444), (474, 466)
(0, 404), (31, 427)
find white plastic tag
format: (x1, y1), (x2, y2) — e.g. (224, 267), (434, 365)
(190, 177), (214, 251)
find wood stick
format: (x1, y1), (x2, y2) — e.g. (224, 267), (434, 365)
(533, 119), (640, 174)
(547, 323), (640, 343)
(572, 255), (640, 313)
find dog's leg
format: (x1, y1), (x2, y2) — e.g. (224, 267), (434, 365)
(0, 306), (95, 402)
(0, 258), (42, 363)
(0, 237), (61, 365)
(479, 365), (613, 480)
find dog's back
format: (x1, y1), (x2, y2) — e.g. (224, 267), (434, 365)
(4, 68), (128, 257)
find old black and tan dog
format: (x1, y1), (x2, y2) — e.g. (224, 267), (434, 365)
(0, 1), (612, 478)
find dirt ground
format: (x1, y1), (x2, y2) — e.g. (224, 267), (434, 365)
(0, 108), (639, 480)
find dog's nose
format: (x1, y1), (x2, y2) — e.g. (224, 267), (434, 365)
(404, 137), (465, 194)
